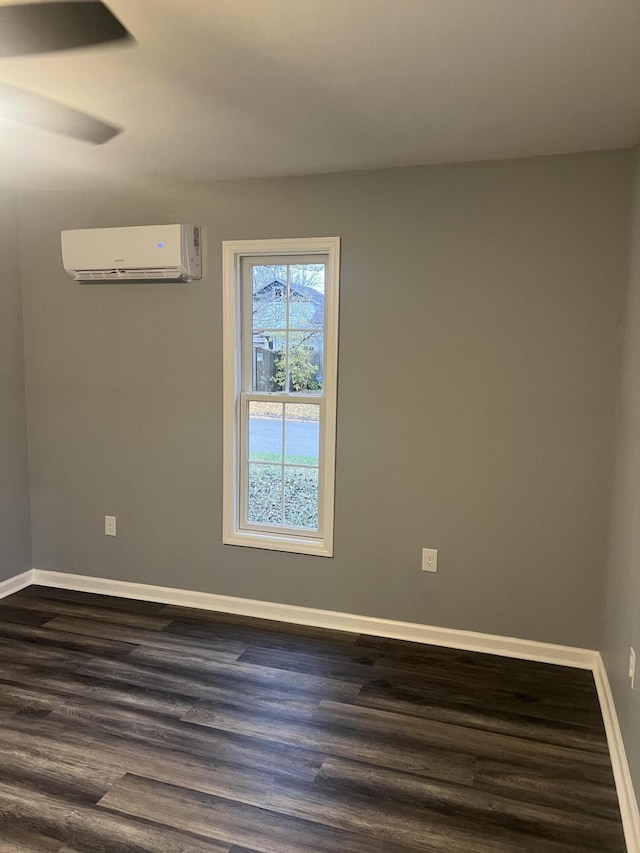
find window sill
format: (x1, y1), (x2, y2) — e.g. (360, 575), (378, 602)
(224, 529), (333, 557)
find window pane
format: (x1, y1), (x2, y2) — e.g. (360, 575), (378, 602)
(247, 463), (282, 526)
(252, 332), (285, 392)
(284, 466), (319, 530)
(249, 401), (282, 463)
(289, 263), (324, 291)
(289, 264), (324, 330)
(252, 264), (287, 330)
(285, 404), (319, 465)
(288, 332), (323, 393)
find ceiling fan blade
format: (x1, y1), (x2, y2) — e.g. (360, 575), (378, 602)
(0, 81), (121, 143)
(0, 2), (130, 58)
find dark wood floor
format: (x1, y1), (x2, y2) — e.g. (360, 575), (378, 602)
(0, 586), (626, 853)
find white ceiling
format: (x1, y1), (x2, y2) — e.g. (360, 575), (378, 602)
(1, 0), (640, 188)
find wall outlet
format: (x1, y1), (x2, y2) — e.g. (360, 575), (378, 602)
(105, 515), (116, 536)
(422, 548), (438, 573)
(630, 647), (636, 690)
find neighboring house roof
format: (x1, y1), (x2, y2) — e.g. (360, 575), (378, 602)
(252, 280), (323, 329)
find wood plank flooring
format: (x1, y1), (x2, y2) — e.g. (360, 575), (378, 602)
(0, 586), (626, 852)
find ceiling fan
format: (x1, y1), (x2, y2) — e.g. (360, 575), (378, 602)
(0, 1), (132, 144)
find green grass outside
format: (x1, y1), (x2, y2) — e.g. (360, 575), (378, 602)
(249, 451), (319, 466)
(247, 462), (318, 529)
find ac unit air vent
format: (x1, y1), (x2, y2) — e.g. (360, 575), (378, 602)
(74, 267), (184, 281)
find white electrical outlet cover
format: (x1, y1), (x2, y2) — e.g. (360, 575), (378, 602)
(422, 548), (438, 572)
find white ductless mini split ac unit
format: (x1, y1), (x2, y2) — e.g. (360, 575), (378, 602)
(61, 224), (203, 283)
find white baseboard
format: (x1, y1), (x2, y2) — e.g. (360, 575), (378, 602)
(0, 569), (35, 600)
(593, 653), (640, 853)
(31, 568), (596, 669)
(4, 568), (637, 849)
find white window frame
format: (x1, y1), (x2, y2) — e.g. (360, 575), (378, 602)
(222, 237), (340, 557)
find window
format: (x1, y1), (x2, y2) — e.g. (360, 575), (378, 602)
(223, 237), (340, 556)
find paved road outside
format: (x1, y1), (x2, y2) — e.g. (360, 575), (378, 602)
(249, 416), (319, 461)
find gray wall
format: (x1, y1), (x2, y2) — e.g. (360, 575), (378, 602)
(601, 146), (640, 796)
(19, 151), (632, 648)
(0, 190), (31, 581)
